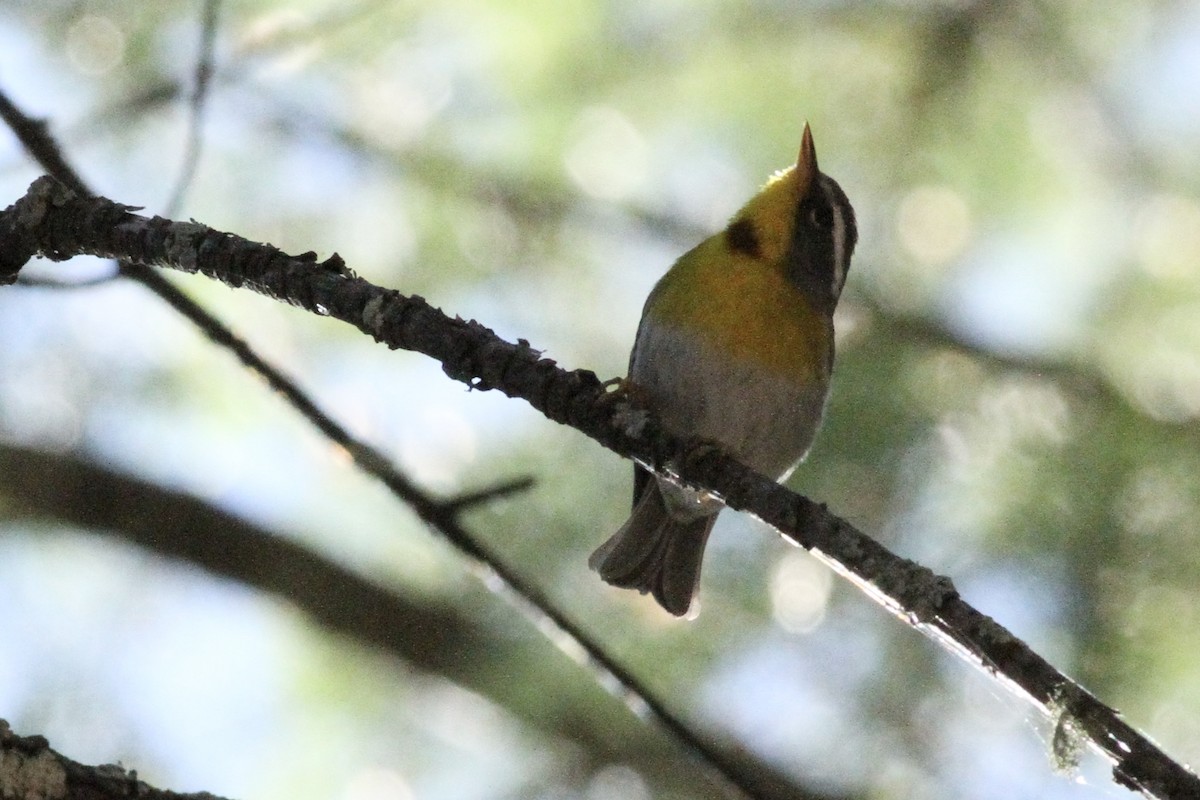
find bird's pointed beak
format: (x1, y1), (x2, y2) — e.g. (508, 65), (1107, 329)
(795, 122), (818, 196)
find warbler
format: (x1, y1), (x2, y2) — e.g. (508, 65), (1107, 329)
(589, 124), (857, 616)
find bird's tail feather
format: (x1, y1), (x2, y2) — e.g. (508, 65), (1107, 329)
(589, 484), (716, 616)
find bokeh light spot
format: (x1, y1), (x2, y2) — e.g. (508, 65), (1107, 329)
(66, 15), (125, 76)
(896, 185), (973, 267)
(564, 106), (648, 201)
(770, 551), (834, 634)
(341, 768), (415, 800)
(1136, 193), (1200, 281)
(586, 765), (650, 800)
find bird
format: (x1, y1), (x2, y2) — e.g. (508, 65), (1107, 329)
(589, 124), (858, 616)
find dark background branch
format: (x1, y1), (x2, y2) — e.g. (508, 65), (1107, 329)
(0, 442), (838, 800)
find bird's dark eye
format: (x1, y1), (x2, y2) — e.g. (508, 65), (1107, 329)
(808, 205), (834, 230)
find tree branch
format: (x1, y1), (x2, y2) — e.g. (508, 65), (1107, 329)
(1, 176), (1195, 799)
(0, 719), (216, 800)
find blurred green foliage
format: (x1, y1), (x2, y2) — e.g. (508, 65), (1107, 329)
(1, 1), (1199, 798)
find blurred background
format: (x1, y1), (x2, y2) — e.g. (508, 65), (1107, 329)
(1, 1), (1199, 798)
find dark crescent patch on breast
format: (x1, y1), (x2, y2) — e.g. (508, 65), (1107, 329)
(725, 218), (762, 260)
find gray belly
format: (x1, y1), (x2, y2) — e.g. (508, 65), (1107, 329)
(631, 322), (830, 482)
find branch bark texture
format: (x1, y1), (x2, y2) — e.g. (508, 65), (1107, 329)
(1, 176), (1196, 799)
(0, 719), (214, 800)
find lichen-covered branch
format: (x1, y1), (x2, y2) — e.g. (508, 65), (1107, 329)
(0, 719), (217, 800)
(1, 175), (1197, 799)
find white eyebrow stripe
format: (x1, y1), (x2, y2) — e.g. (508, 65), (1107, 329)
(821, 177), (848, 294)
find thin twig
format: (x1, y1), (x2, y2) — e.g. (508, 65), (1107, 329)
(163, 0), (221, 216)
(437, 475), (537, 514)
(0, 91), (89, 193)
